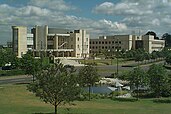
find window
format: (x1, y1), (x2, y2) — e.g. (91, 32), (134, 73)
(102, 41), (104, 44)
(105, 41), (107, 44)
(109, 41), (111, 44)
(90, 41), (91, 44)
(93, 41), (95, 44)
(99, 41), (101, 44)
(96, 41), (98, 44)
(112, 41), (114, 44)
(86, 38), (88, 42)
(77, 37), (79, 41)
(77, 45), (79, 48)
(96, 46), (98, 49)
(102, 46), (104, 49)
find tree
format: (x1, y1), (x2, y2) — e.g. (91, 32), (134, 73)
(126, 67), (148, 99)
(166, 53), (171, 64)
(0, 48), (18, 67)
(20, 51), (41, 82)
(147, 64), (171, 97)
(162, 33), (171, 47)
(27, 62), (81, 114)
(146, 31), (159, 39)
(78, 65), (99, 100)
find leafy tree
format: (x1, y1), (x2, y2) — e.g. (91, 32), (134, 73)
(28, 62), (81, 114)
(162, 33), (171, 47)
(134, 53), (144, 65)
(78, 65), (99, 100)
(166, 53), (171, 64)
(151, 51), (158, 61)
(0, 48), (18, 67)
(144, 52), (151, 63)
(147, 64), (171, 97)
(20, 51), (41, 82)
(146, 31), (159, 39)
(126, 67), (148, 99)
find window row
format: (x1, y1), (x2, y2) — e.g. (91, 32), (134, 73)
(90, 41), (121, 44)
(90, 46), (121, 49)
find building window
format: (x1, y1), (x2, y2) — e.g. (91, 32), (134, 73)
(77, 45), (79, 48)
(77, 37), (79, 41)
(102, 46), (104, 49)
(99, 41), (101, 44)
(90, 41), (91, 44)
(105, 46), (107, 49)
(105, 41), (107, 44)
(86, 38), (88, 42)
(96, 46), (98, 49)
(109, 41), (111, 44)
(119, 41), (121, 44)
(102, 41), (104, 44)
(96, 41), (98, 44)
(112, 41), (114, 44)
(93, 41), (95, 44)
(92, 46), (94, 49)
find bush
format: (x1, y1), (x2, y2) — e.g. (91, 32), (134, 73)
(153, 98), (171, 103)
(0, 69), (25, 76)
(113, 97), (138, 102)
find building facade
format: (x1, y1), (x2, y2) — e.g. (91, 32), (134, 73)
(90, 35), (137, 54)
(12, 26), (27, 57)
(90, 35), (165, 54)
(31, 25), (89, 58)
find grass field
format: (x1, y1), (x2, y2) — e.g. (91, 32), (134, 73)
(0, 84), (171, 114)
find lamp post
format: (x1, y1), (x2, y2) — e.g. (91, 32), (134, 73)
(116, 38), (119, 76)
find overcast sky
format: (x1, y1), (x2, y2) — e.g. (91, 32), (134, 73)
(1, 0), (171, 44)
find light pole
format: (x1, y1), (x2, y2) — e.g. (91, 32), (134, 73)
(116, 38), (119, 76)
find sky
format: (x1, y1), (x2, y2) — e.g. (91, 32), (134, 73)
(1, 0), (171, 44)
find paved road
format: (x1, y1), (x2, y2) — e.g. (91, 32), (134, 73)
(0, 76), (32, 84)
(0, 60), (164, 84)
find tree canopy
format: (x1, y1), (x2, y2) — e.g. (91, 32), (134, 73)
(28, 62), (81, 114)
(147, 64), (171, 97)
(78, 65), (99, 100)
(146, 31), (159, 39)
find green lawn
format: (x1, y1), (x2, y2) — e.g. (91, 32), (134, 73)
(0, 84), (171, 114)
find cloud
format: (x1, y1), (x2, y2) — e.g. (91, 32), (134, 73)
(29, 0), (76, 11)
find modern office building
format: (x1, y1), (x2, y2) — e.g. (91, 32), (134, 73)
(90, 35), (165, 54)
(31, 25), (89, 58)
(12, 26), (27, 57)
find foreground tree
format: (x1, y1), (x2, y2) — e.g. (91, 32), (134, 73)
(147, 64), (171, 97)
(28, 62), (81, 114)
(126, 67), (148, 99)
(78, 65), (99, 100)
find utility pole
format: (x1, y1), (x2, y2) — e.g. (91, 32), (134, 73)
(116, 38), (119, 76)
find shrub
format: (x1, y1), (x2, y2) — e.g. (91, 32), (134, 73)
(153, 98), (171, 103)
(0, 69), (25, 76)
(113, 97), (138, 102)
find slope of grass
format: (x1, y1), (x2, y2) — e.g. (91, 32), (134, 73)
(0, 84), (171, 114)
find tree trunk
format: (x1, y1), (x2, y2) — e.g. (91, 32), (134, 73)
(88, 85), (91, 101)
(136, 85), (139, 100)
(55, 104), (57, 114)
